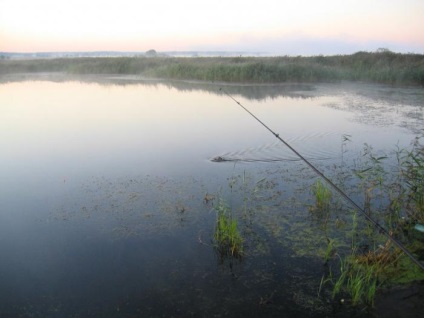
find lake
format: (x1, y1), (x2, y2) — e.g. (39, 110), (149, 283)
(0, 74), (423, 317)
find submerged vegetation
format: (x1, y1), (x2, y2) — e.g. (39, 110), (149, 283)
(1, 50), (423, 85)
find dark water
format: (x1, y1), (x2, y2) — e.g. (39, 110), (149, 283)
(0, 74), (423, 317)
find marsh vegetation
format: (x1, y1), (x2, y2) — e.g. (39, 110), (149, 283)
(1, 50), (423, 85)
(318, 137), (424, 307)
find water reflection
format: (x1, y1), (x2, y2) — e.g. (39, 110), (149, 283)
(0, 74), (423, 317)
(1, 74), (422, 213)
(1, 73), (422, 135)
(0, 73), (316, 98)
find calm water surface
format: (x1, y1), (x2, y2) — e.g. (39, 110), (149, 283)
(0, 74), (423, 317)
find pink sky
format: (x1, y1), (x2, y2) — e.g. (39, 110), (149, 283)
(1, 0), (423, 55)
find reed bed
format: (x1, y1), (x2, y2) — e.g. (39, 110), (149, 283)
(1, 51), (423, 85)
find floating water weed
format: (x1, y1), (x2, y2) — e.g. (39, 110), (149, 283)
(213, 199), (243, 259)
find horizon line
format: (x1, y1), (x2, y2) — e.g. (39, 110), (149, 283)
(1, 49), (422, 57)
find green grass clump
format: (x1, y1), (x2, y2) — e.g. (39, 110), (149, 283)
(311, 179), (332, 211)
(346, 266), (378, 306)
(329, 237), (424, 307)
(213, 199), (243, 259)
(331, 253), (382, 306)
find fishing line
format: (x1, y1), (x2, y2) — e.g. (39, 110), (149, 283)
(219, 88), (424, 271)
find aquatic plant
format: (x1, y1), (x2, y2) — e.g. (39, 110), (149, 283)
(324, 238), (336, 263)
(213, 199), (244, 259)
(401, 137), (424, 223)
(354, 143), (389, 215)
(207, 136), (424, 311)
(347, 266), (378, 306)
(331, 252), (381, 306)
(311, 179), (332, 211)
(329, 232), (424, 307)
(331, 255), (347, 299)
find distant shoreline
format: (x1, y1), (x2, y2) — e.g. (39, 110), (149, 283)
(0, 50), (270, 59)
(1, 51), (423, 86)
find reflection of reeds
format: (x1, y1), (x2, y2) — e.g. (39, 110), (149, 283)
(213, 199), (243, 259)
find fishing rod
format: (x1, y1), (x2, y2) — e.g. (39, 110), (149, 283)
(219, 88), (424, 271)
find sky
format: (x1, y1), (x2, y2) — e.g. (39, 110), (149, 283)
(0, 0), (423, 55)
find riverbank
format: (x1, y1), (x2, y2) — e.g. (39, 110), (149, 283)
(1, 51), (423, 86)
